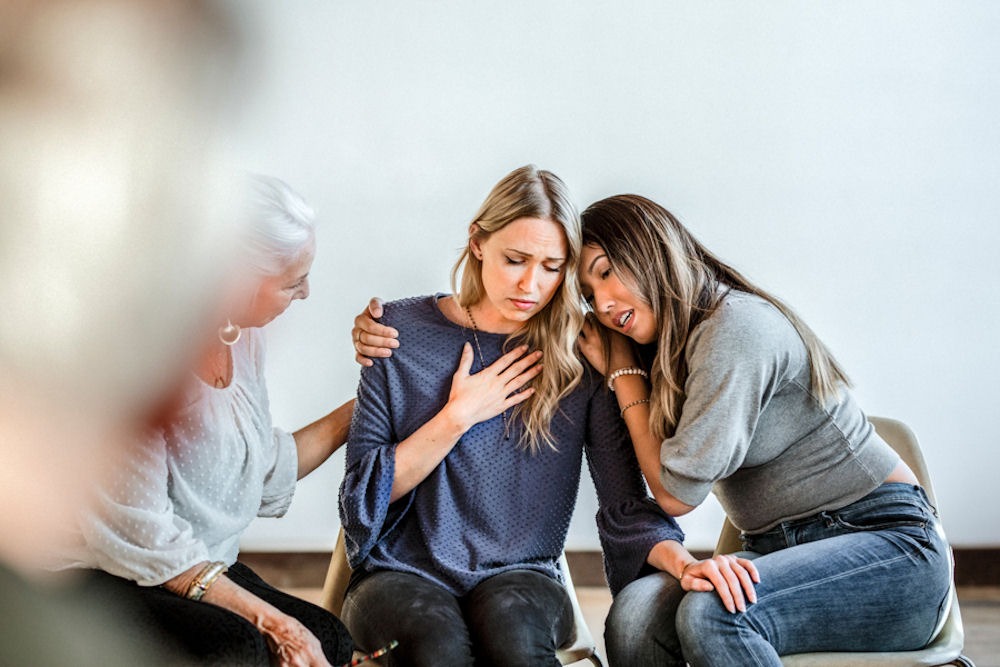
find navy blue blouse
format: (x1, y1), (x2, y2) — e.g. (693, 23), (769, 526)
(338, 294), (683, 596)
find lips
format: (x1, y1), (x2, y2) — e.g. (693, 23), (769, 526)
(510, 299), (537, 311)
(615, 309), (633, 329)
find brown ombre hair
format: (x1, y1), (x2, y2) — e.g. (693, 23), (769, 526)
(581, 194), (850, 441)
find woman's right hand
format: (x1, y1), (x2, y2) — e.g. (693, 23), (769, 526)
(387, 342), (545, 501)
(352, 297), (398, 367)
(258, 612), (331, 667)
(443, 342), (543, 432)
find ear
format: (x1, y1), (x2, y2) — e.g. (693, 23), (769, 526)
(468, 223), (484, 260)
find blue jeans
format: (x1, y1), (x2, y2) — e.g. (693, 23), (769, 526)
(606, 483), (951, 667)
(343, 569), (573, 667)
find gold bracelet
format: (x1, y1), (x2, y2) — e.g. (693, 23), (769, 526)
(185, 561), (229, 601)
(619, 398), (650, 418)
(607, 367), (648, 391)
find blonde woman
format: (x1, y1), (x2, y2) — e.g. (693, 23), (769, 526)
(576, 195), (951, 666)
(340, 166), (715, 667)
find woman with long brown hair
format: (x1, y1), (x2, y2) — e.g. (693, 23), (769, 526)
(576, 194), (951, 666)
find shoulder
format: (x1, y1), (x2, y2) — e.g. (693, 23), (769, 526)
(688, 290), (803, 363)
(379, 294), (442, 329)
(362, 294), (463, 376)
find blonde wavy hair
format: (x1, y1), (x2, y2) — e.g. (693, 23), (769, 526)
(581, 194), (850, 441)
(451, 165), (584, 453)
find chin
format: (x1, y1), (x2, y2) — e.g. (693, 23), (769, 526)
(501, 305), (536, 321)
(633, 328), (657, 345)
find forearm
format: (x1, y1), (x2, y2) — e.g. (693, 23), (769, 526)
(293, 399), (355, 479)
(612, 375), (695, 516)
(389, 405), (469, 502)
(645, 539), (698, 580)
(164, 564), (287, 640)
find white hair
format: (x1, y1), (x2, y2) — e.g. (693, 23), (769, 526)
(243, 174), (316, 275)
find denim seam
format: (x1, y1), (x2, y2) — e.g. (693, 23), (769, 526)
(734, 614), (774, 667)
(753, 550), (914, 606)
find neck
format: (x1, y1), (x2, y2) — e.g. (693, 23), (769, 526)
(464, 299), (523, 335)
(196, 339), (232, 388)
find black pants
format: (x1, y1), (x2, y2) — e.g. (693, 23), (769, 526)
(343, 569), (574, 667)
(92, 561), (353, 665)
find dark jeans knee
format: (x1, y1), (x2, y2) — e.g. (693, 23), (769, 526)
(343, 571), (473, 667)
(464, 569), (572, 667)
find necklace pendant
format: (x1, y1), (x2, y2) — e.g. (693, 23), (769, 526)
(467, 305), (514, 441)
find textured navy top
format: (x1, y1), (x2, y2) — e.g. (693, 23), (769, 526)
(339, 294), (683, 596)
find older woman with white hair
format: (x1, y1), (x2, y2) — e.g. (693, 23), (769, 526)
(58, 175), (355, 666)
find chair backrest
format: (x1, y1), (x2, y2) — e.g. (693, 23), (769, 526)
(319, 528), (604, 666)
(320, 528), (351, 617)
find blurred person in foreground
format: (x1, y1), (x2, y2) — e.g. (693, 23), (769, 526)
(58, 174), (355, 666)
(0, 0), (242, 664)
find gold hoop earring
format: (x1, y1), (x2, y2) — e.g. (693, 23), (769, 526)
(218, 319), (242, 346)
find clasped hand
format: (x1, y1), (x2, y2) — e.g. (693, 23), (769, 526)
(681, 554), (761, 614)
(259, 612), (330, 667)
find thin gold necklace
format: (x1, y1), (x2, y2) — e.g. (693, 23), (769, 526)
(465, 305), (511, 439)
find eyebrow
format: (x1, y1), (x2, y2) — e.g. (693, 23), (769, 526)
(505, 248), (566, 263)
(585, 253), (607, 275)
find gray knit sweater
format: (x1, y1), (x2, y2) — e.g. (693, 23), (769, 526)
(661, 290), (899, 533)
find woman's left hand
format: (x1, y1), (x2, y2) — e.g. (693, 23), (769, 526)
(680, 554), (760, 613)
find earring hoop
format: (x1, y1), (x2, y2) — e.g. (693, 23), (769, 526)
(218, 319), (242, 346)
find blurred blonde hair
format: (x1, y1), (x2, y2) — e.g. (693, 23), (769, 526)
(0, 0), (241, 577)
(452, 165), (584, 453)
(0, 0), (240, 418)
(581, 194), (850, 441)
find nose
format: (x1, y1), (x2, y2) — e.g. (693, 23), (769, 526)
(591, 286), (613, 314)
(297, 279), (310, 301)
(517, 264), (539, 293)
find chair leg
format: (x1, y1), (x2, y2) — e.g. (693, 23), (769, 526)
(587, 651), (606, 667)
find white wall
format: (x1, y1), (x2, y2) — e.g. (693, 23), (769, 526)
(230, 1), (1000, 552)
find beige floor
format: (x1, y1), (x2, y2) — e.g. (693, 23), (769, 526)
(292, 586), (1000, 666)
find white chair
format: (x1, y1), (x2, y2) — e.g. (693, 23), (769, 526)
(320, 529), (605, 666)
(713, 416), (974, 667)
